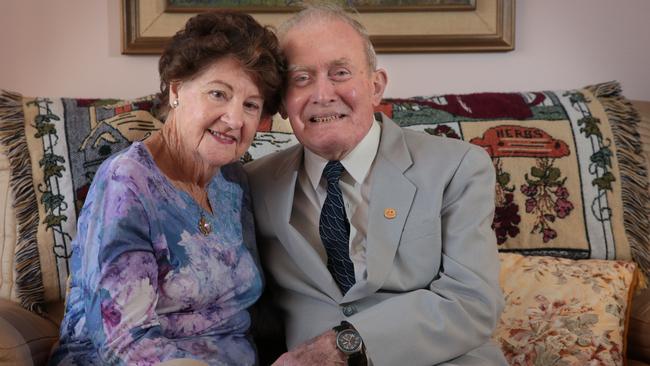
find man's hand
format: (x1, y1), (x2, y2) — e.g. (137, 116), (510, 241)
(271, 330), (346, 366)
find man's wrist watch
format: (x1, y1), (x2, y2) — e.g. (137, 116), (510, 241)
(333, 321), (367, 366)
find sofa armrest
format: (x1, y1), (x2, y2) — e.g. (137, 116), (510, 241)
(0, 299), (59, 366)
(630, 286), (650, 364)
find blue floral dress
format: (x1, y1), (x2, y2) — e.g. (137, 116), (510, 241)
(50, 142), (262, 366)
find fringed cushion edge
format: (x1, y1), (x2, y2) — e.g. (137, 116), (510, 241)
(0, 90), (45, 314)
(586, 81), (650, 287)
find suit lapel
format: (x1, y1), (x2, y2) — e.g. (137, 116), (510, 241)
(265, 145), (342, 301)
(266, 115), (415, 302)
(353, 115), (416, 299)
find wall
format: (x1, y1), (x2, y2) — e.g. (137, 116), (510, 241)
(1, 0), (649, 100)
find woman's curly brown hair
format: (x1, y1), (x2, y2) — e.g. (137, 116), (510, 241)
(158, 12), (284, 118)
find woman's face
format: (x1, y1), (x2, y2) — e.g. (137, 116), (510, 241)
(169, 56), (264, 168)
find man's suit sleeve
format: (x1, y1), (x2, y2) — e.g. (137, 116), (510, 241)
(348, 145), (504, 366)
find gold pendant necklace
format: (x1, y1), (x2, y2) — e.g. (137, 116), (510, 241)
(198, 213), (211, 236)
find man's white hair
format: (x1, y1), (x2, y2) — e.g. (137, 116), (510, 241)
(278, 3), (378, 71)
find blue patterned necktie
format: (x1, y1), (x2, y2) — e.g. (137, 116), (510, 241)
(319, 160), (356, 294)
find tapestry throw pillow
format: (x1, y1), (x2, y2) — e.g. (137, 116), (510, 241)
(380, 82), (649, 278)
(0, 81), (647, 314)
(251, 81), (649, 278)
(495, 252), (638, 365)
(0, 92), (164, 312)
(0, 90), (293, 312)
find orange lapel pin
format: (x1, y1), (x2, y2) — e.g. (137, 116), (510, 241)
(384, 208), (397, 219)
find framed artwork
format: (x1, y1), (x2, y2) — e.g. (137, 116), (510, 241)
(121, 0), (514, 54)
(164, 0), (477, 13)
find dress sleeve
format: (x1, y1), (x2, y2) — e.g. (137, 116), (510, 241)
(79, 167), (192, 365)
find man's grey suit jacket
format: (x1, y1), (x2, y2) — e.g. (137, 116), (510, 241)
(245, 114), (507, 365)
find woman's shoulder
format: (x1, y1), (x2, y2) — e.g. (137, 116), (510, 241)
(93, 142), (158, 188)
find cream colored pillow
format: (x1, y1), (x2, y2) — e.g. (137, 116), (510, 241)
(495, 253), (637, 365)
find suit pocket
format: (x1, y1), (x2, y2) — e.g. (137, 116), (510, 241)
(388, 217), (442, 287)
(400, 218), (440, 243)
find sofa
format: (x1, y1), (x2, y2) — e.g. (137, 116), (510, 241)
(0, 81), (648, 365)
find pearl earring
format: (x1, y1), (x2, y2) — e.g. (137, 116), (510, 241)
(171, 99), (179, 108)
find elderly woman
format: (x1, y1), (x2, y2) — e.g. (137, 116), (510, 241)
(49, 12), (283, 366)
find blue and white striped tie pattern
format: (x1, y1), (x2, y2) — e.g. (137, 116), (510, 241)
(319, 161), (356, 294)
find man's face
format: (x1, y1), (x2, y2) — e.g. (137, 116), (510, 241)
(282, 18), (387, 160)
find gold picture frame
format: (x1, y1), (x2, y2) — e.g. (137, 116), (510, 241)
(121, 0), (514, 54)
(163, 0), (477, 13)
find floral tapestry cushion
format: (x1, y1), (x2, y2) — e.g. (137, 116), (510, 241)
(0, 90), (292, 312)
(379, 83), (649, 277)
(0, 81), (647, 315)
(0, 92), (166, 311)
(494, 253), (638, 365)
(253, 81), (649, 277)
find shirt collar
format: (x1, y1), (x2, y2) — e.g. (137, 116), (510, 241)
(304, 119), (381, 190)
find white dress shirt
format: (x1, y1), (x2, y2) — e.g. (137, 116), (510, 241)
(291, 121), (381, 283)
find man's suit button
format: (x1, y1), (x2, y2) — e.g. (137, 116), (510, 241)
(342, 304), (356, 316)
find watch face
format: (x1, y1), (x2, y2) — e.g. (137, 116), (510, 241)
(337, 329), (362, 353)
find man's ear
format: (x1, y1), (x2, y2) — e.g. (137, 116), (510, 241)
(371, 69), (388, 106)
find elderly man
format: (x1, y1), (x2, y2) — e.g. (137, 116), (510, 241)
(245, 5), (507, 366)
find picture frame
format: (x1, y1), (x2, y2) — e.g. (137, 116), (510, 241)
(121, 0), (515, 54)
(163, 0), (477, 13)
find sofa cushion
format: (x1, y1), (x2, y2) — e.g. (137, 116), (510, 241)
(495, 253), (638, 365)
(256, 82), (650, 275)
(0, 91), (164, 312)
(378, 83), (649, 277)
(0, 299), (59, 366)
